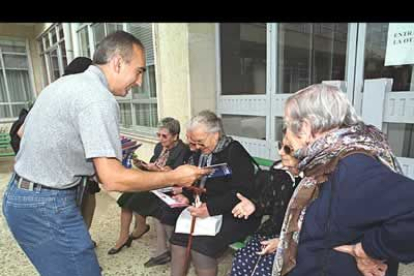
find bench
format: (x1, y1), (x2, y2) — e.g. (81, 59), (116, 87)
(0, 133), (14, 157)
(229, 156), (275, 252)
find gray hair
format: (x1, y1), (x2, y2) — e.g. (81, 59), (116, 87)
(187, 110), (224, 136)
(158, 117), (181, 136)
(93, 31), (144, 65)
(284, 84), (361, 136)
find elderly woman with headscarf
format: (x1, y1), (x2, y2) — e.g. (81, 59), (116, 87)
(169, 110), (261, 276)
(272, 84), (414, 276)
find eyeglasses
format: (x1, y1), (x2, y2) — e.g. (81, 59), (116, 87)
(156, 132), (169, 139)
(277, 141), (294, 155)
(192, 133), (212, 148)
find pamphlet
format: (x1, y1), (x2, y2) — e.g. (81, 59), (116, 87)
(205, 163), (232, 178)
(151, 188), (188, 208)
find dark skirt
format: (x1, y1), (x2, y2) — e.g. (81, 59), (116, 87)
(160, 204), (186, 226)
(117, 191), (163, 219)
(170, 214), (261, 257)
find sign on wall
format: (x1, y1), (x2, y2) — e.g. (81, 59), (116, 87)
(385, 23), (414, 66)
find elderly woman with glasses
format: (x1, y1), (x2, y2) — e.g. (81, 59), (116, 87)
(108, 117), (192, 263)
(169, 110), (261, 276)
(230, 135), (302, 276)
(272, 84), (414, 276)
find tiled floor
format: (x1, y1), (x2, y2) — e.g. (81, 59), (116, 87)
(1, 156), (413, 276)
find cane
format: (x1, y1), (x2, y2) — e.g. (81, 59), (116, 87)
(184, 186), (206, 262)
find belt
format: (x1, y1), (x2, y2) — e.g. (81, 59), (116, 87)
(14, 174), (57, 191)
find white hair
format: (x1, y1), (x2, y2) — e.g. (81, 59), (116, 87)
(284, 84), (362, 136)
(186, 110), (224, 135)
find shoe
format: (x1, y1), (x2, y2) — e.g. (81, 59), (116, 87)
(107, 238), (133, 255)
(129, 224), (150, 240)
(143, 251), (171, 268)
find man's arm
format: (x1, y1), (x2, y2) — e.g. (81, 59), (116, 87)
(93, 157), (209, 192)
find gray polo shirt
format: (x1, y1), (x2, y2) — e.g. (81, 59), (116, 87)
(14, 65), (122, 189)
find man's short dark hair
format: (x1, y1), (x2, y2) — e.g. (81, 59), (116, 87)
(93, 31), (145, 65)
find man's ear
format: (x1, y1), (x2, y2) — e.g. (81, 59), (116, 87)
(110, 55), (122, 74)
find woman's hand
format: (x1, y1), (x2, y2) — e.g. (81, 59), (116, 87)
(172, 194), (189, 205)
(132, 158), (148, 170)
(232, 193), (256, 219)
(188, 203), (210, 218)
(334, 242), (387, 276)
(257, 238), (279, 255)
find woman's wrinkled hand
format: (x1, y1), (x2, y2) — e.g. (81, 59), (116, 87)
(334, 242), (387, 276)
(188, 203), (210, 218)
(232, 193), (256, 219)
(172, 194), (189, 205)
(257, 238), (279, 255)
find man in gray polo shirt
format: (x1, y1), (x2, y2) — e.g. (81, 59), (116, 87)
(2, 31), (208, 276)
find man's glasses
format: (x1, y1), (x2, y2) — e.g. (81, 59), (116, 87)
(277, 141), (294, 155)
(156, 132), (169, 139)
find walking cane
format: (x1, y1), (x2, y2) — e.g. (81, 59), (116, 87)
(184, 154), (210, 266)
(184, 186), (206, 261)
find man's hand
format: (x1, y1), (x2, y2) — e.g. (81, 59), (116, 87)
(334, 242), (387, 276)
(232, 193), (256, 219)
(188, 203), (210, 218)
(172, 165), (211, 187)
(159, 165), (172, 172)
(257, 238), (279, 255)
(141, 162), (161, 171)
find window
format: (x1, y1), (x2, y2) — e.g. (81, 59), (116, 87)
(364, 23), (414, 92)
(122, 23), (158, 129)
(220, 23), (267, 95)
(0, 37), (34, 121)
(39, 24), (67, 85)
(277, 23), (348, 93)
(218, 23), (351, 159)
(77, 25), (91, 58)
(79, 23), (158, 132)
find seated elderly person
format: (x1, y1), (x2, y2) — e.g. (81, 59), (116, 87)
(230, 136), (302, 276)
(169, 110), (261, 276)
(273, 84), (414, 276)
(108, 117), (191, 258)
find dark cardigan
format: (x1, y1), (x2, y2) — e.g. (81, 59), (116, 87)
(252, 164), (301, 237)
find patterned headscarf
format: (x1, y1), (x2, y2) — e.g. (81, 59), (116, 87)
(272, 123), (403, 276)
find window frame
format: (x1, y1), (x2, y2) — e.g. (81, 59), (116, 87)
(0, 36), (36, 123)
(38, 23), (67, 85)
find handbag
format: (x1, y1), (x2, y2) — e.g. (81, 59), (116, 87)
(175, 207), (223, 236)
